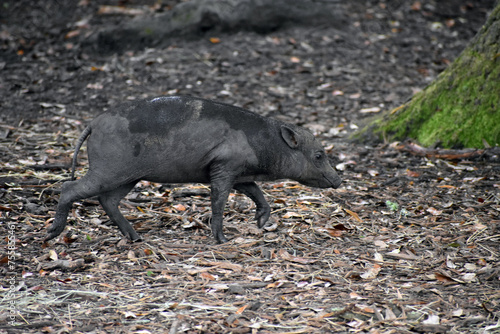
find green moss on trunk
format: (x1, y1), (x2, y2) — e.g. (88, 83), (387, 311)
(355, 4), (500, 148)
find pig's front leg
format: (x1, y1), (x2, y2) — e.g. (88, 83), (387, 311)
(210, 168), (235, 244)
(233, 182), (271, 228)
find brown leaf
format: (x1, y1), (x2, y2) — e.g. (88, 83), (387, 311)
(334, 223), (348, 230)
(199, 260), (243, 271)
(360, 264), (381, 279)
(65, 30), (80, 39)
(427, 207), (443, 216)
(0, 205), (13, 211)
(63, 234), (78, 244)
(406, 169), (420, 177)
(282, 211), (303, 219)
(434, 272), (455, 283)
(344, 209), (362, 222)
(200, 272), (215, 281)
(411, 1), (421, 11)
(236, 305), (248, 314)
(437, 185), (457, 189)
(278, 249), (317, 264)
(266, 281), (283, 288)
(327, 228), (343, 237)
(168, 302), (178, 310)
(173, 204), (186, 211)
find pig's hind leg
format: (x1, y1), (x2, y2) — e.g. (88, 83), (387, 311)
(45, 174), (116, 241)
(98, 182), (141, 241)
(233, 182), (271, 228)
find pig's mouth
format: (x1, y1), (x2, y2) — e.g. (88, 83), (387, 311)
(300, 174), (342, 189)
(322, 173), (342, 189)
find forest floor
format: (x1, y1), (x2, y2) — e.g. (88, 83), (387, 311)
(1, 0), (499, 333)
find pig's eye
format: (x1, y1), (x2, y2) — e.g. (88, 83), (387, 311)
(314, 152), (323, 161)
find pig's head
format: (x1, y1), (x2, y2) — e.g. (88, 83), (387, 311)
(280, 125), (342, 189)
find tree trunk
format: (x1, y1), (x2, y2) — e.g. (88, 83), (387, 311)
(355, 4), (500, 149)
(90, 0), (344, 55)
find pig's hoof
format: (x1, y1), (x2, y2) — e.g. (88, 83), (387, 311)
(216, 235), (229, 244)
(256, 208), (271, 228)
(131, 236), (143, 242)
(44, 226), (64, 242)
(123, 230), (142, 242)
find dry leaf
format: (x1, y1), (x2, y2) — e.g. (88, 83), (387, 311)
(360, 107), (381, 113)
(200, 272), (216, 281)
(236, 305), (248, 314)
(65, 30), (80, 39)
(283, 211), (303, 219)
(327, 228), (343, 237)
(446, 256), (456, 269)
(209, 37), (221, 44)
(427, 207), (443, 215)
(266, 281), (283, 288)
(168, 302), (179, 310)
(434, 272), (455, 283)
(437, 185), (457, 189)
(49, 249), (58, 261)
(173, 204), (186, 211)
(360, 264), (381, 279)
(374, 240), (388, 248)
(411, 1), (422, 11)
(97, 5), (145, 16)
(422, 314), (440, 325)
(333, 223), (349, 230)
(344, 209), (362, 222)
(385, 307), (397, 320)
(278, 249), (317, 264)
(461, 273), (476, 282)
(349, 292), (364, 299)
(200, 260), (243, 271)
(63, 234), (78, 244)
(127, 250), (138, 262)
(406, 169), (420, 177)
(122, 311), (136, 319)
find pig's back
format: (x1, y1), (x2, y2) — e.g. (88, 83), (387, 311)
(116, 96), (275, 137)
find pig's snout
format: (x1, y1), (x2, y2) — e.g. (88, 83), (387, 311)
(321, 172), (342, 189)
(328, 174), (342, 189)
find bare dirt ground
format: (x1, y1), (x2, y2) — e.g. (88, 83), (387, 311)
(1, 1), (499, 333)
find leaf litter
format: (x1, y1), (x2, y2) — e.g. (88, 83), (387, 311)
(1, 118), (498, 333)
(1, 0), (499, 333)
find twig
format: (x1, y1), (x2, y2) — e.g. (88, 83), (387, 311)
(169, 318), (180, 334)
(41, 259), (86, 271)
(395, 141), (487, 160)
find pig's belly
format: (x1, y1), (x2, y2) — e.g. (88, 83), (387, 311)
(140, 160), (212, 184)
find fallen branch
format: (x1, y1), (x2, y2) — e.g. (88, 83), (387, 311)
(41, 259), (86, 271)
(394, 141), (500, 160)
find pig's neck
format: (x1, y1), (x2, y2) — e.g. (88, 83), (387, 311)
(269, 150), (304, 182)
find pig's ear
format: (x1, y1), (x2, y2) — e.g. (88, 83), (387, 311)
(281, 125), (300, 148)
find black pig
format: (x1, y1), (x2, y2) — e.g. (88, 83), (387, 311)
(45, 96), (342, 243)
